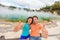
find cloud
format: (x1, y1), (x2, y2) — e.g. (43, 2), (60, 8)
(10, 0), (46, 9)
(0, 0), (59, 9)
(0, 0), (11, 6)
(39, 0), (58, 5)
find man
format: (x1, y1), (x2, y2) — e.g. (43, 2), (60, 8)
(30, 16), (48, 40)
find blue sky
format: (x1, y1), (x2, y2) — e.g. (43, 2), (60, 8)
(0, 0), (59, 9)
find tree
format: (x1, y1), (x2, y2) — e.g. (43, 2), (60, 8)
(8, 6), (17, 10)
(0, 4), (5, 7)
(40, 1), (60, 15)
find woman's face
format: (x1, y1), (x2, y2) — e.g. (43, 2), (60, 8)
(28, 18), (32, 24)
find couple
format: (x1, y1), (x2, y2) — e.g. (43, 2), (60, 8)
(14, 16), (48, 40)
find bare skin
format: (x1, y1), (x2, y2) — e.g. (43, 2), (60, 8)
(30, 17), (48, 38)
(14, 21), (29, 40)
(14, 18), (32, 40)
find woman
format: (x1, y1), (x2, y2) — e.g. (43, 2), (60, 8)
(14, 17), (33, 40)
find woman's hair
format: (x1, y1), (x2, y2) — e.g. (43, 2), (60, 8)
(26, 17), (33, 24)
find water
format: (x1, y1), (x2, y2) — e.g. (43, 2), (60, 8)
(0, 7), (60, 20)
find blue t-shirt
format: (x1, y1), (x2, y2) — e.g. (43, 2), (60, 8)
(21, 23), (30, 36)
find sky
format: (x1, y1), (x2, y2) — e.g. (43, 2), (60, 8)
(0, 0), (59, 10)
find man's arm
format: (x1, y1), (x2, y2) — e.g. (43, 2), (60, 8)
(41, 24), (48, 38)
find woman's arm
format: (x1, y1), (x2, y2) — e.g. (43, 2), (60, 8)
(14, 22), (24, 32)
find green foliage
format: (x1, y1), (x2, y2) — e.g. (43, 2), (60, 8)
(42, 18), (51, 22)
(8, 6), (17, 10)
(0, 4), (5, 7)
(6, 16), (27, 22)
(40, 1), (60, 15)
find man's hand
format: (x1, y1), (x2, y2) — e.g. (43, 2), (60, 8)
(41, 24), (48, 39)
(42, 31), (48, 39)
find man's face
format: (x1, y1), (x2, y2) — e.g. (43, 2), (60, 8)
(33, 17), (38, 24)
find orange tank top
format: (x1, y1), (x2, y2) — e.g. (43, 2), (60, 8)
(30, 23), (42, 37)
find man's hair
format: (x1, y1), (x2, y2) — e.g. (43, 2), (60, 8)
(33, 16), (38, 19)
